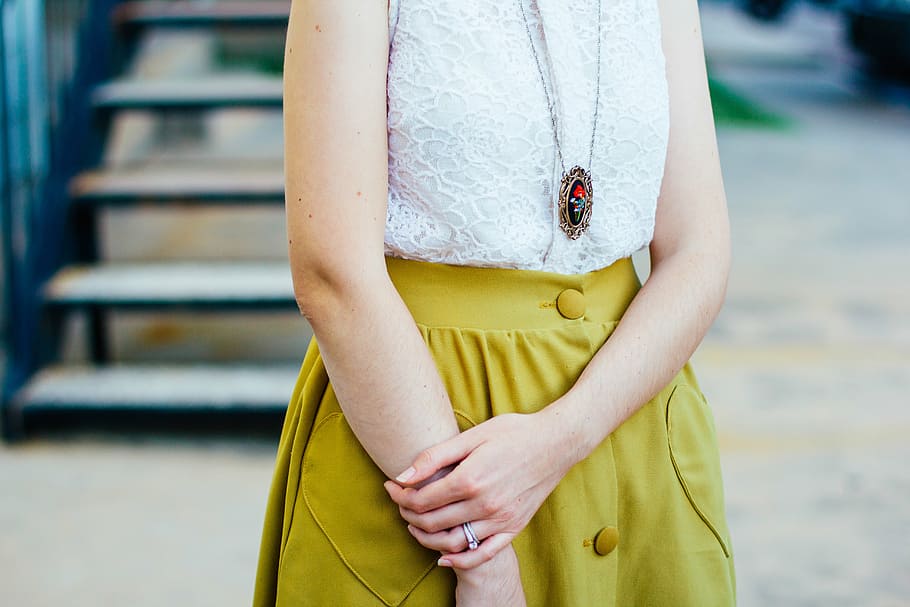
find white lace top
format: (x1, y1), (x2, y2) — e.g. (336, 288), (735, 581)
(384, 0), (669, 274)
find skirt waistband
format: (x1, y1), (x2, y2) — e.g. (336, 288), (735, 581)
(385, 256), (642, 330)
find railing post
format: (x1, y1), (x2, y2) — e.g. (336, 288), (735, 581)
(1, 0), (51, 438)
(2, 0), (121, 438)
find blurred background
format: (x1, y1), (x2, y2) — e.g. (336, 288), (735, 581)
(1, 0), (907, 605)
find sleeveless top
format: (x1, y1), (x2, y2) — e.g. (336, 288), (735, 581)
(384, 0), (670, 274)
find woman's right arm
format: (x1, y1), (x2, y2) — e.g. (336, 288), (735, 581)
(284, 2), (523, 601)
(284, 0), (458, 478)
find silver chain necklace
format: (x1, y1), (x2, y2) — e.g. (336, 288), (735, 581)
(516, 0), (603, 240)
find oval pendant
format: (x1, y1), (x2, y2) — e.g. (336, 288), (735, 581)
(558, 166), (593, 239)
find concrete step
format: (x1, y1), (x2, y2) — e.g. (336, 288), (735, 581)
(44, 262), (295, 310)
(113, 0), (290, 30)
(13, 363), (299, 412)
(70, 164), (284, 205)
(92, 74), (282, 110)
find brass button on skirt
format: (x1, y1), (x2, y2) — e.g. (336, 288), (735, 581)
(556, 288), (586, 319)
(593, 526), (620, 556)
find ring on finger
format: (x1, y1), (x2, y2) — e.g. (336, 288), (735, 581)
(461, 521), (480, 550)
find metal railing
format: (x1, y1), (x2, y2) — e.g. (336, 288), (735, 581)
(1, 0), (120, 432)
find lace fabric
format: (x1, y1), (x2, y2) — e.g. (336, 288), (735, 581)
(384, 0), (669, 274)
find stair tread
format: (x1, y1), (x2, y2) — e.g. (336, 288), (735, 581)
(45, 262), (295, 306)
(113, 0), (290, 28)
(92, 75), (282, 109)
(70, 165), (284, 202)
(16, 364), (298, 409)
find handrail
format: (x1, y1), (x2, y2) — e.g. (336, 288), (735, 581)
(1, 0), (121, 436)
(1, 0), (52, 427)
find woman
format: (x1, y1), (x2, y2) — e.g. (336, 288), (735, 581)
(255, 0), (736, 604)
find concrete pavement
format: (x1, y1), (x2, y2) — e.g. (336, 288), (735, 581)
(1, 438), (277, 606)
(699, 3), (910, 605)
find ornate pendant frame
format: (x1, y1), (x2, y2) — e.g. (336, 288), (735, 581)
(558, 165), (593, 240)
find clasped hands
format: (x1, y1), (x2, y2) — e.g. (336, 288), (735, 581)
(383, 410), (575, 569)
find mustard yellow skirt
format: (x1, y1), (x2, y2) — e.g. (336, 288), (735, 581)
(254, 256), (736, 606)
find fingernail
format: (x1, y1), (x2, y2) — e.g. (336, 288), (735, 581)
(395, 467), (416, 483)
(437, 558), (452, 567)
(406, 524), (415, 535)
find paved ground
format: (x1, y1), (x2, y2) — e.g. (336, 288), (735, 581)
(0, 437), (277, 606)
(697, 3), (910, 606)
(2, 2), (909, 605)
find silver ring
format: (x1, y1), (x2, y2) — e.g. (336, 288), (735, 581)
(461, 521), (480, 550)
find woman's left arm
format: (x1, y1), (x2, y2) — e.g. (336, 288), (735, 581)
(386, 0), (731, 568)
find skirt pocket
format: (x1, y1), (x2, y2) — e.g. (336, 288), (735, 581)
(665, 383), (731, 557)
(301, 412), (439, 606)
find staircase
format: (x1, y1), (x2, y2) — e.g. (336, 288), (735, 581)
(5, 1), (305, 437)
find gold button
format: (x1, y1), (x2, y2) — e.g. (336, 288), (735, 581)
(556, 289), (585, 320)
(594, 527), (619, 556)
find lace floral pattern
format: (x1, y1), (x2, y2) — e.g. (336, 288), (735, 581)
(385, 0), (669, 274)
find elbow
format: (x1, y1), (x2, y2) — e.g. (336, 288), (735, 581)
(700, 230), (731, 322)
(691, 232), (730, 315)
(651, 227), (731, 315)
(704, 225), (731, 297)
(289, 251), (390, 326)
(711, 215), (733, 307)
(292, 267), (335, 323)
(653, 232), (729, 284)
(291, 262), (349, 325)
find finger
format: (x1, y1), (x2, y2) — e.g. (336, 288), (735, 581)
(398, 502), (474, 534)
(395, 429), (482, 486)
(406, 519), (495, 553)
(383, 480), (413, 507)
(385, 467), (478, 513)
(438, 533), (514, 569)
(384, 478), (465, 515)
(406, 524), (467, 553)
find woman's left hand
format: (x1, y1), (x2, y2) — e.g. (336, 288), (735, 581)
(383, 410), (577, 569)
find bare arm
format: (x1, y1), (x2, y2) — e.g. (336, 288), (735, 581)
(285, 1), (524, 599)
(546, 0), (731, 462)
(387, 0), (731, 569)
(284, 0), (458, 477)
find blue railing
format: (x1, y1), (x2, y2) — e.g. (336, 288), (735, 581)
(1, 0), (120, 433)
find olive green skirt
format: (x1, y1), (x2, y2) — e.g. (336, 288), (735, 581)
(254, 256), (736, 606)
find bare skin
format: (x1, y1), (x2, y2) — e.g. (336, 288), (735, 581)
(384, 0), (733, 571)
(283, 0), (523, 603)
